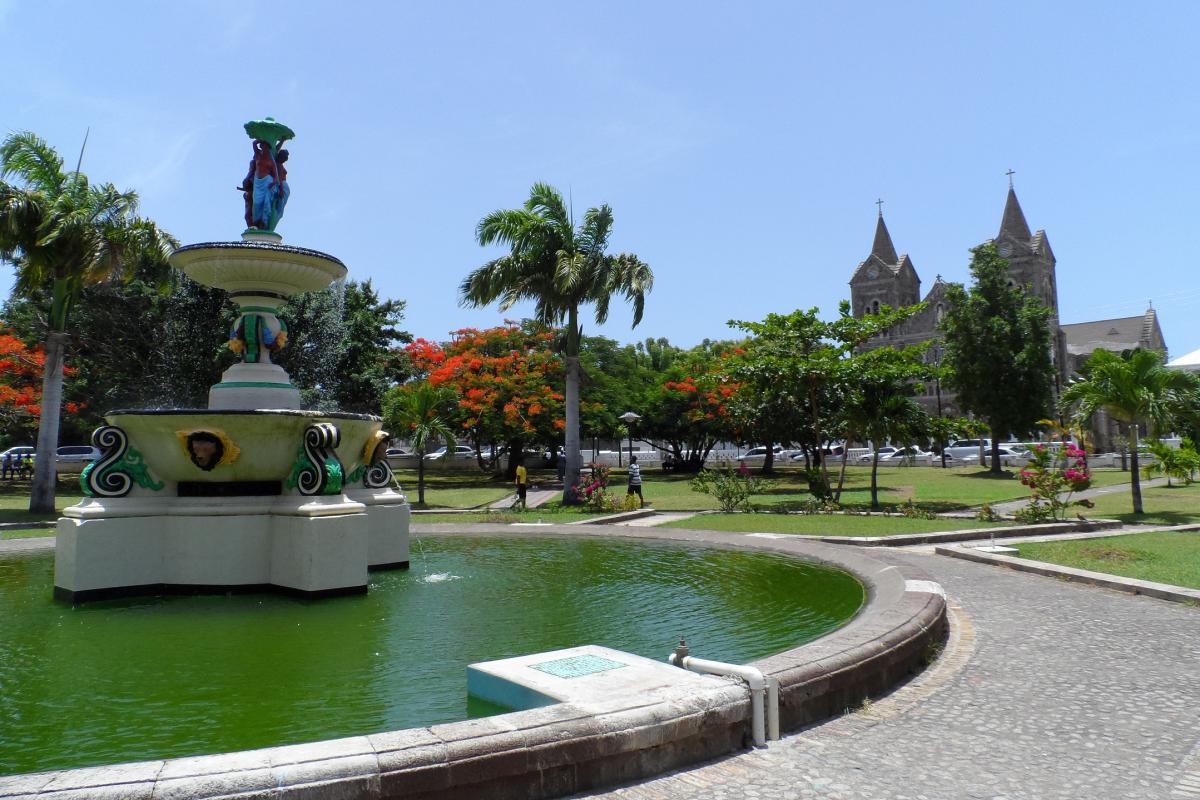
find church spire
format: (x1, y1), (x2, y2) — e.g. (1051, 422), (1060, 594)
(871, 210), (899, 264)
(998, 184), (1032, 241)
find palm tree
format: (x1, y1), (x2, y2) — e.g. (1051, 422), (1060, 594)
(0, 132), (175, 513)
(461, 183), (653, 503)
(383, 382), (457, 507)
(861, 388), (928, 510)
(1060, 348), (1200, 514)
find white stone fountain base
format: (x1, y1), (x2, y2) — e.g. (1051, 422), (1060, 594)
(53, 492), (409, 602)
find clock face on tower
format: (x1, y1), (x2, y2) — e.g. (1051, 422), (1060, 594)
(998, 243), (1013, 258)
(866, 266), (879, 279)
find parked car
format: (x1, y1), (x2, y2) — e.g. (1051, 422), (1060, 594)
(0, 446), (35, 462)
(424, 445), (478, 462)
(385, 448), (412, 458)
(991, 445), (1031, 466)
(943, 439), (991, 462)
(56, 445), (101, 469)
(790, 445), (846, 462)
(858, 446), (899, 462)
(878, 446), (931, 462)
(741, 446), (783, 461)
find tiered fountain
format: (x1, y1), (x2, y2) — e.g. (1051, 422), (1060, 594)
(54, 118), (410, 602)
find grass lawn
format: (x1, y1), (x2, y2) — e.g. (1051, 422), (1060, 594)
(0, 479), (84, 524)
(412, 509), (609, 525)
(391, 468), (533, 509)
(0, 527), (53, 540)
(1082, 480), (1200, 526)
(657, 512), (1011, 537)
(637, 466), (1130, 513)
(1016, 531), (1200, 590)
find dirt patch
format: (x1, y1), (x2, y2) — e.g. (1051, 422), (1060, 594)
(1078, 545), (1139, 562)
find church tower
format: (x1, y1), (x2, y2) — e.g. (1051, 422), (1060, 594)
(993, 184), (1059, 315)
(849, 208), (921, 318)
(988, 182), (1068, 390)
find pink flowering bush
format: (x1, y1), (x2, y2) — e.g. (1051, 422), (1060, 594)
(1015, 443), (1094, 523)
(580, 463), (612, 512)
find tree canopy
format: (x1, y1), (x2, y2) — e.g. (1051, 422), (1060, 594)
(940, 242), (1055, 473)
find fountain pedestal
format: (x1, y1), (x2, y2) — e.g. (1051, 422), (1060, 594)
(54, 223), (411, 601)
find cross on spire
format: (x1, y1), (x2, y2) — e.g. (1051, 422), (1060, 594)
(875, 198), (884, 217)
(1006, 169), (1015, 187)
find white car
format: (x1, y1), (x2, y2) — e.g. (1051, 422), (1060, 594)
(878, 446), (930, 462)
(943, 439), (991, 462)
(0, 446), (35, 462)
(858, 446), (899, 462)
(424, 445), (478, 462)
(56, 445), (101, 465)
(741, 446), (783, 460)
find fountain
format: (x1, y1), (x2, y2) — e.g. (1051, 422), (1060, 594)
(53, 118), (410, 602)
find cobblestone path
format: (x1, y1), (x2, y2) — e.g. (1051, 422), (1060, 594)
(574, 549), (1200, 799)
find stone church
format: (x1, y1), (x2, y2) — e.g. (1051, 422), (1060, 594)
(848, 185), (1166, 450)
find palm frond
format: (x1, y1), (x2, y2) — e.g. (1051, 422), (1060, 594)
(525, 182), (573, 243)
(0, 132), (67, 195)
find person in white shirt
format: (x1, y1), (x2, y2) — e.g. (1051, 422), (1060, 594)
(626, 456), (644, 508)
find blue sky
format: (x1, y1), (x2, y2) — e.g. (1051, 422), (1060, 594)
(2, 1), (1197, 354)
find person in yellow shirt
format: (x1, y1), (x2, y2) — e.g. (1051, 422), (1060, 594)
(514, 459), (528, 510)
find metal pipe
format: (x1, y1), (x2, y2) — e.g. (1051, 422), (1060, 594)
(668, 652), (776, 746)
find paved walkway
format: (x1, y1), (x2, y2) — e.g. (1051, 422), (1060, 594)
(574, 547), (1200, 799)
(985, 476), (1164, 516)
(486, 488), (560, 510)
(614, 511), (697, 527)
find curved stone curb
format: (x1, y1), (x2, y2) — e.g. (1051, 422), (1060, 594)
(936, 543), (1200, 605)
(0, 526), (946, 800)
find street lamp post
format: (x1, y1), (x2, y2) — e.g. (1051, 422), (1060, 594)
(618, 411), (641, 467)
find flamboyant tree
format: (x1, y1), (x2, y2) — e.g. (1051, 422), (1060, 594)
(639, 344), (740, 472)
(0, 331), (81, 441)
(406, 324), (565, 475)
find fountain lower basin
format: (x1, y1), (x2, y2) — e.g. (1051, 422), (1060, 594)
(54, 409), (409, 603)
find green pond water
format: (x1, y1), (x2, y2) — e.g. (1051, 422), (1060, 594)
(0, 536), (863, 776)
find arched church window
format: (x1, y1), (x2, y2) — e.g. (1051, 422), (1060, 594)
(936, 303), (944, 322)
(872, 300), (880, 315)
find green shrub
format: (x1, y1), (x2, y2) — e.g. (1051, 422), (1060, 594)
(691, 467), (774, 512)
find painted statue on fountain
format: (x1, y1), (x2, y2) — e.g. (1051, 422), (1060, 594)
(238, 117), (294, 233)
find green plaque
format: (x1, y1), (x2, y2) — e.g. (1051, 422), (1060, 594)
(528, 654), (627, 679)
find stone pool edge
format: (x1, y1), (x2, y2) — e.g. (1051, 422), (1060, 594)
(0, 525), (946, 800)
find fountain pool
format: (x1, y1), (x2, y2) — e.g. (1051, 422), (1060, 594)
(0, 535), (863, 776)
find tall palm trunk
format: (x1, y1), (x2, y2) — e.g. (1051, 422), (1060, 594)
(417, 451), (427, 506)
(562, 306), (582, 503)
(989, 434), (1002, 474)
(870, 449), (881, 510)
(1128, 424), (1143, 515)
(30, 331), (68, 514)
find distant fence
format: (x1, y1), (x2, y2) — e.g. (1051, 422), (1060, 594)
(388, 448), (1135, 472)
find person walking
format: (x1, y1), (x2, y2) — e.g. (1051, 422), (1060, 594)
(1, 452), (11, 481)
(627, 455), (644, 508)
(514, 458), (528, 510)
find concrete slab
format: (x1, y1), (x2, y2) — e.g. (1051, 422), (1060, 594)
(468, 644), (721, 712)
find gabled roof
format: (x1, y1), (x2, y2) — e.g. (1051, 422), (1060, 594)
(1030, 229), (1054, 261)
(1061, 309), (1162, 356)
(998, 186), (1033, 242)
(921, 275), (951, 303)
(895, 253), (920, 284)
